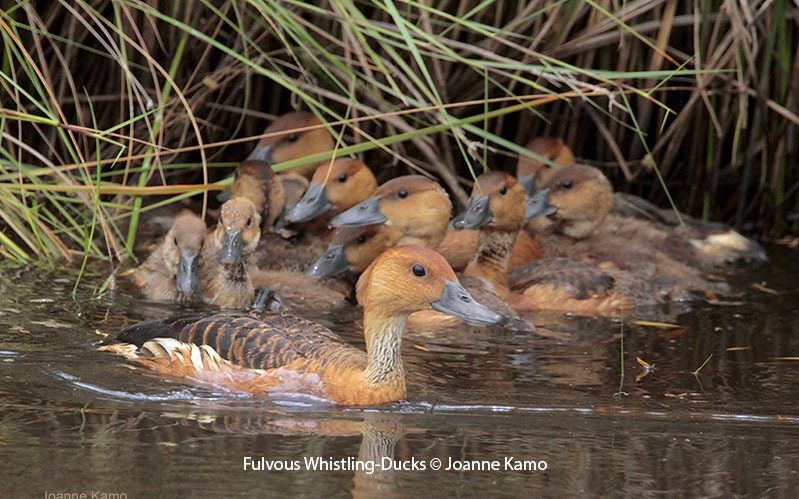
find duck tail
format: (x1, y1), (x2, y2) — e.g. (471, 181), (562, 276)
(690, 230), (768, 266)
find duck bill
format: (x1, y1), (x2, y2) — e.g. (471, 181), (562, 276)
(247, 143), (274, 163)
(176, 249), (200, 298)
(451, 195), (491, 230)
(220, 229), (243, 265)
(518, 173), (537, 197)
(431, 280), (504, 326)
(284, 183), (333, 224)
(306, 244), (349, 279)
(330, 196), (385, 227)
(524, 188), (558, 221)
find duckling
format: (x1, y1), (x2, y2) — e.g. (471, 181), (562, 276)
(230, 160), (285, 231)
(516, 136), (575, 192)
(284, 158), (377, 225)
(200, 197), (261, 309)
(129, 211), (206, 303)
(323, 177), (534, 331)
(248, 111), (334, 178)
(331, 175), (452, 249)
(536, 164), (759, 289)
(226, 159), (351, 312)
(452, 171), (665, 316)
(101, 245), (504, 406)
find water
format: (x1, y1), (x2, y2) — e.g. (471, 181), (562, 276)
(1, 246), (798, 497)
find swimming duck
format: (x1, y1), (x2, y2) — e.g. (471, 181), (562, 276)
(102, 245), (504, 406)
(284, 158), (377, 225)
(331, 175), (452, 249)
(452, 171), (667, 316)
(129, 211), (206, 303)
(247, 111), (334, 178)
(534, 164), (762, 287)
(323, 176), (535, 330)
(200, 197), (262, 309)
(516, 138), (766, 268)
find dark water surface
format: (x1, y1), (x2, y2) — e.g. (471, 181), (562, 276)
(1, 246), (798, 497)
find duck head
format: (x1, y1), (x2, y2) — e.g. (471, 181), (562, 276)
(541, 164), (613, 239)
(452, 171), (552, 232)
(356, 245), (503, 326)
(163, 212), (206, 301)
(516, 137), (575, 194)
(214, 197), (261, 266)
(330, 175), (452, 248)
(285, 158), (377, 224)
(307, 225), (401, 279)
(247, 112), (334, 177)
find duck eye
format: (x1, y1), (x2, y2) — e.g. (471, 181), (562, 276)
(173, 237), (179, 246)
(560, 180), (573, 190)
(338, 173), (348, 183)
(356, 235), (366, 244)
(499, 186), (508, 195)
(246, 217), (253, 227)
(286, 133), (299, 143)
(411, 263), (426, 277)
(398, 189), (408, 199)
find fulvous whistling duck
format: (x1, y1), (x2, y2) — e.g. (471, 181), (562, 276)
(284, 158), (377, 225)
(331, 175), (452, 249)
(516, 136), (575, 193)
(516, 137), (766, 268)
(247, 111), (334, 179)
(452, 171), (662, 316)
(306, 225), (401, 280)
(129, 211), (206, 303)
(535, 165), (762, 290)
(323, 176), (535, 331)
(102, 245), (504, 406)
(200, 197), (262, 309)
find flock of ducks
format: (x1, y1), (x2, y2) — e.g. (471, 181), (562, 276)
(103, 111), (768, 406)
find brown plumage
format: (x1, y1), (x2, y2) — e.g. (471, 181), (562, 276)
(129, 211), (206, 303)
(534, 164), (760, 293)
(454, 171), (658, 316)
(332, 175), (453, 248)
(231, 160), (285, 231)
(516, 136), (576, 186)
(326, 175), (533, 330)
(102, 245), (503, 406)
(436, 229), (543, 272)
(250, 112), (334, 178)
(200, 197), (261, 309)
(305, 158), (377, 217)
(517, 138), (766, 268)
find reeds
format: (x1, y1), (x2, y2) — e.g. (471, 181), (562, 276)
(1, 0), (796, 265)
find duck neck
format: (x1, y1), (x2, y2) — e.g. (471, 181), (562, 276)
(362, 309), (407, 386)
(465, 228), (517, 288)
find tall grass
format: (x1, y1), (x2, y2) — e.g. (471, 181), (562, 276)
(0, 0), (796, 266)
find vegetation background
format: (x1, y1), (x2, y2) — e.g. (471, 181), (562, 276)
(1, 0), (796, 267)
